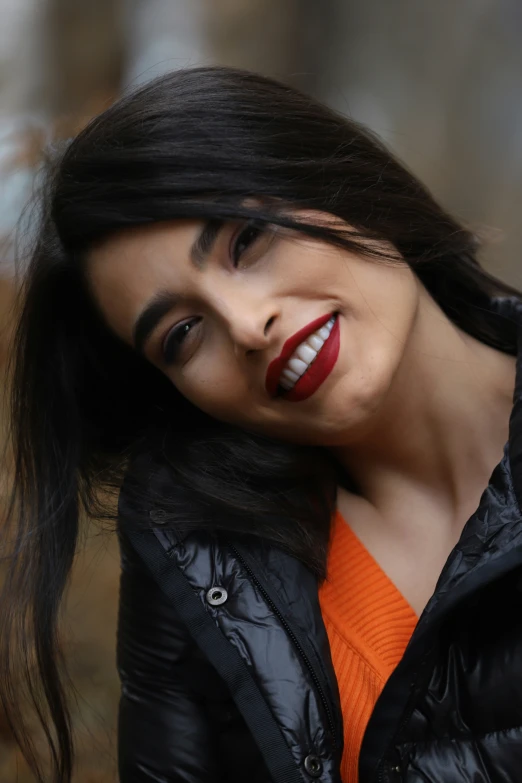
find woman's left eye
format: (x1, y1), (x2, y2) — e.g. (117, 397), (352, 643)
(231, 221), (264, 266)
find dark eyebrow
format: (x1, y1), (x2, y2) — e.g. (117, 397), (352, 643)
(133, 220), (224, 355)
(190, 219), (224, 268)
(133, 290), (178, 355)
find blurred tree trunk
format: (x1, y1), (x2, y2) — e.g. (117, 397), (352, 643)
(122, 0), (206, 88)
(45, 0), (125, 133)
(204, 0), (340, 96)
(0, 0), (126, 276)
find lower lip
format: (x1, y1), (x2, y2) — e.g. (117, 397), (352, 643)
(282, 316), (340, 402)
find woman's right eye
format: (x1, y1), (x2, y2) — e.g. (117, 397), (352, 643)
(162, 317), (200, 364)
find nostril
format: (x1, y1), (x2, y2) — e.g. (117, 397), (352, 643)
(264, 316), (276, 335)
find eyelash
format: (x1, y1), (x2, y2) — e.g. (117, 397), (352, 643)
(162, 317), (201, 365)
(231, 219), (264, 266)
(162, 220), (265, 364)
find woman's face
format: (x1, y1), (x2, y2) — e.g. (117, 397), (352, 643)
(87, 213), (420, 446)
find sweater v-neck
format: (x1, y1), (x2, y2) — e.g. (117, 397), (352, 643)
(318, 510), (418, 782)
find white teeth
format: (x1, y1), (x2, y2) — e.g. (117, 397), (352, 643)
(277, 315), (337, 393)
(318, 326), (331, 340)
(295, 343), (318, 364)
(281, 367), (300, 383)
(308, 334), (324, 351)
(288, 357), (309, 375)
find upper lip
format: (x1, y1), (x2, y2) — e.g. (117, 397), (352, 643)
(265, 312), (335, 397)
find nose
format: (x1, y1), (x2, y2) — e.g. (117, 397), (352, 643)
(222, 302), (278, 354)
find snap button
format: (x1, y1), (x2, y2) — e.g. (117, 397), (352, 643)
(304, 754), (323, 777)
(206, 587), (228, 606)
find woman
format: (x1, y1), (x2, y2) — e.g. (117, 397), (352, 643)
(2, 66), (522, 783)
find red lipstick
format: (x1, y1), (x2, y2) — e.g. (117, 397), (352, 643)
(265, 313), (339, 400)
(285, 317), (340, 402)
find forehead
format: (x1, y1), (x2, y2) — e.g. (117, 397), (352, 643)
(86, 220), (201, 340)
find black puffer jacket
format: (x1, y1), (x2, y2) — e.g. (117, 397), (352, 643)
(117, 297), (522, 783)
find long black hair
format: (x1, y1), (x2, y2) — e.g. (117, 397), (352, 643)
(1, 66), (521, 782)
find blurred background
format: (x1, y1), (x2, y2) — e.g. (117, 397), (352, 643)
(0, 0), (521, 779)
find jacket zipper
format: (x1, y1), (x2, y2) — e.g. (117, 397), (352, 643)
(228, 542), (338, 749)
(374, 640), (434, 783)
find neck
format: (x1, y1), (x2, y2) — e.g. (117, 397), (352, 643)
(332, 288), (517, 527)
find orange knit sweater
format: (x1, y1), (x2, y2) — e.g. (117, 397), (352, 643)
(318, 511), (417, 783)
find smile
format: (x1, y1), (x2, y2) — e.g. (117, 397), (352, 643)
(279, 316), (336, 390)
(265, 312), (341, 403)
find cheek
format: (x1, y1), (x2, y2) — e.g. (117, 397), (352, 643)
(173, 360), (250, 423)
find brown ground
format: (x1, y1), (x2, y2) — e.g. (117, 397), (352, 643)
(0, 276), (121, 781)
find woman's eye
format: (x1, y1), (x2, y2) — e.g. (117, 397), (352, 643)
(162, 318), (200, 364)
(231, 220), (264, 266)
